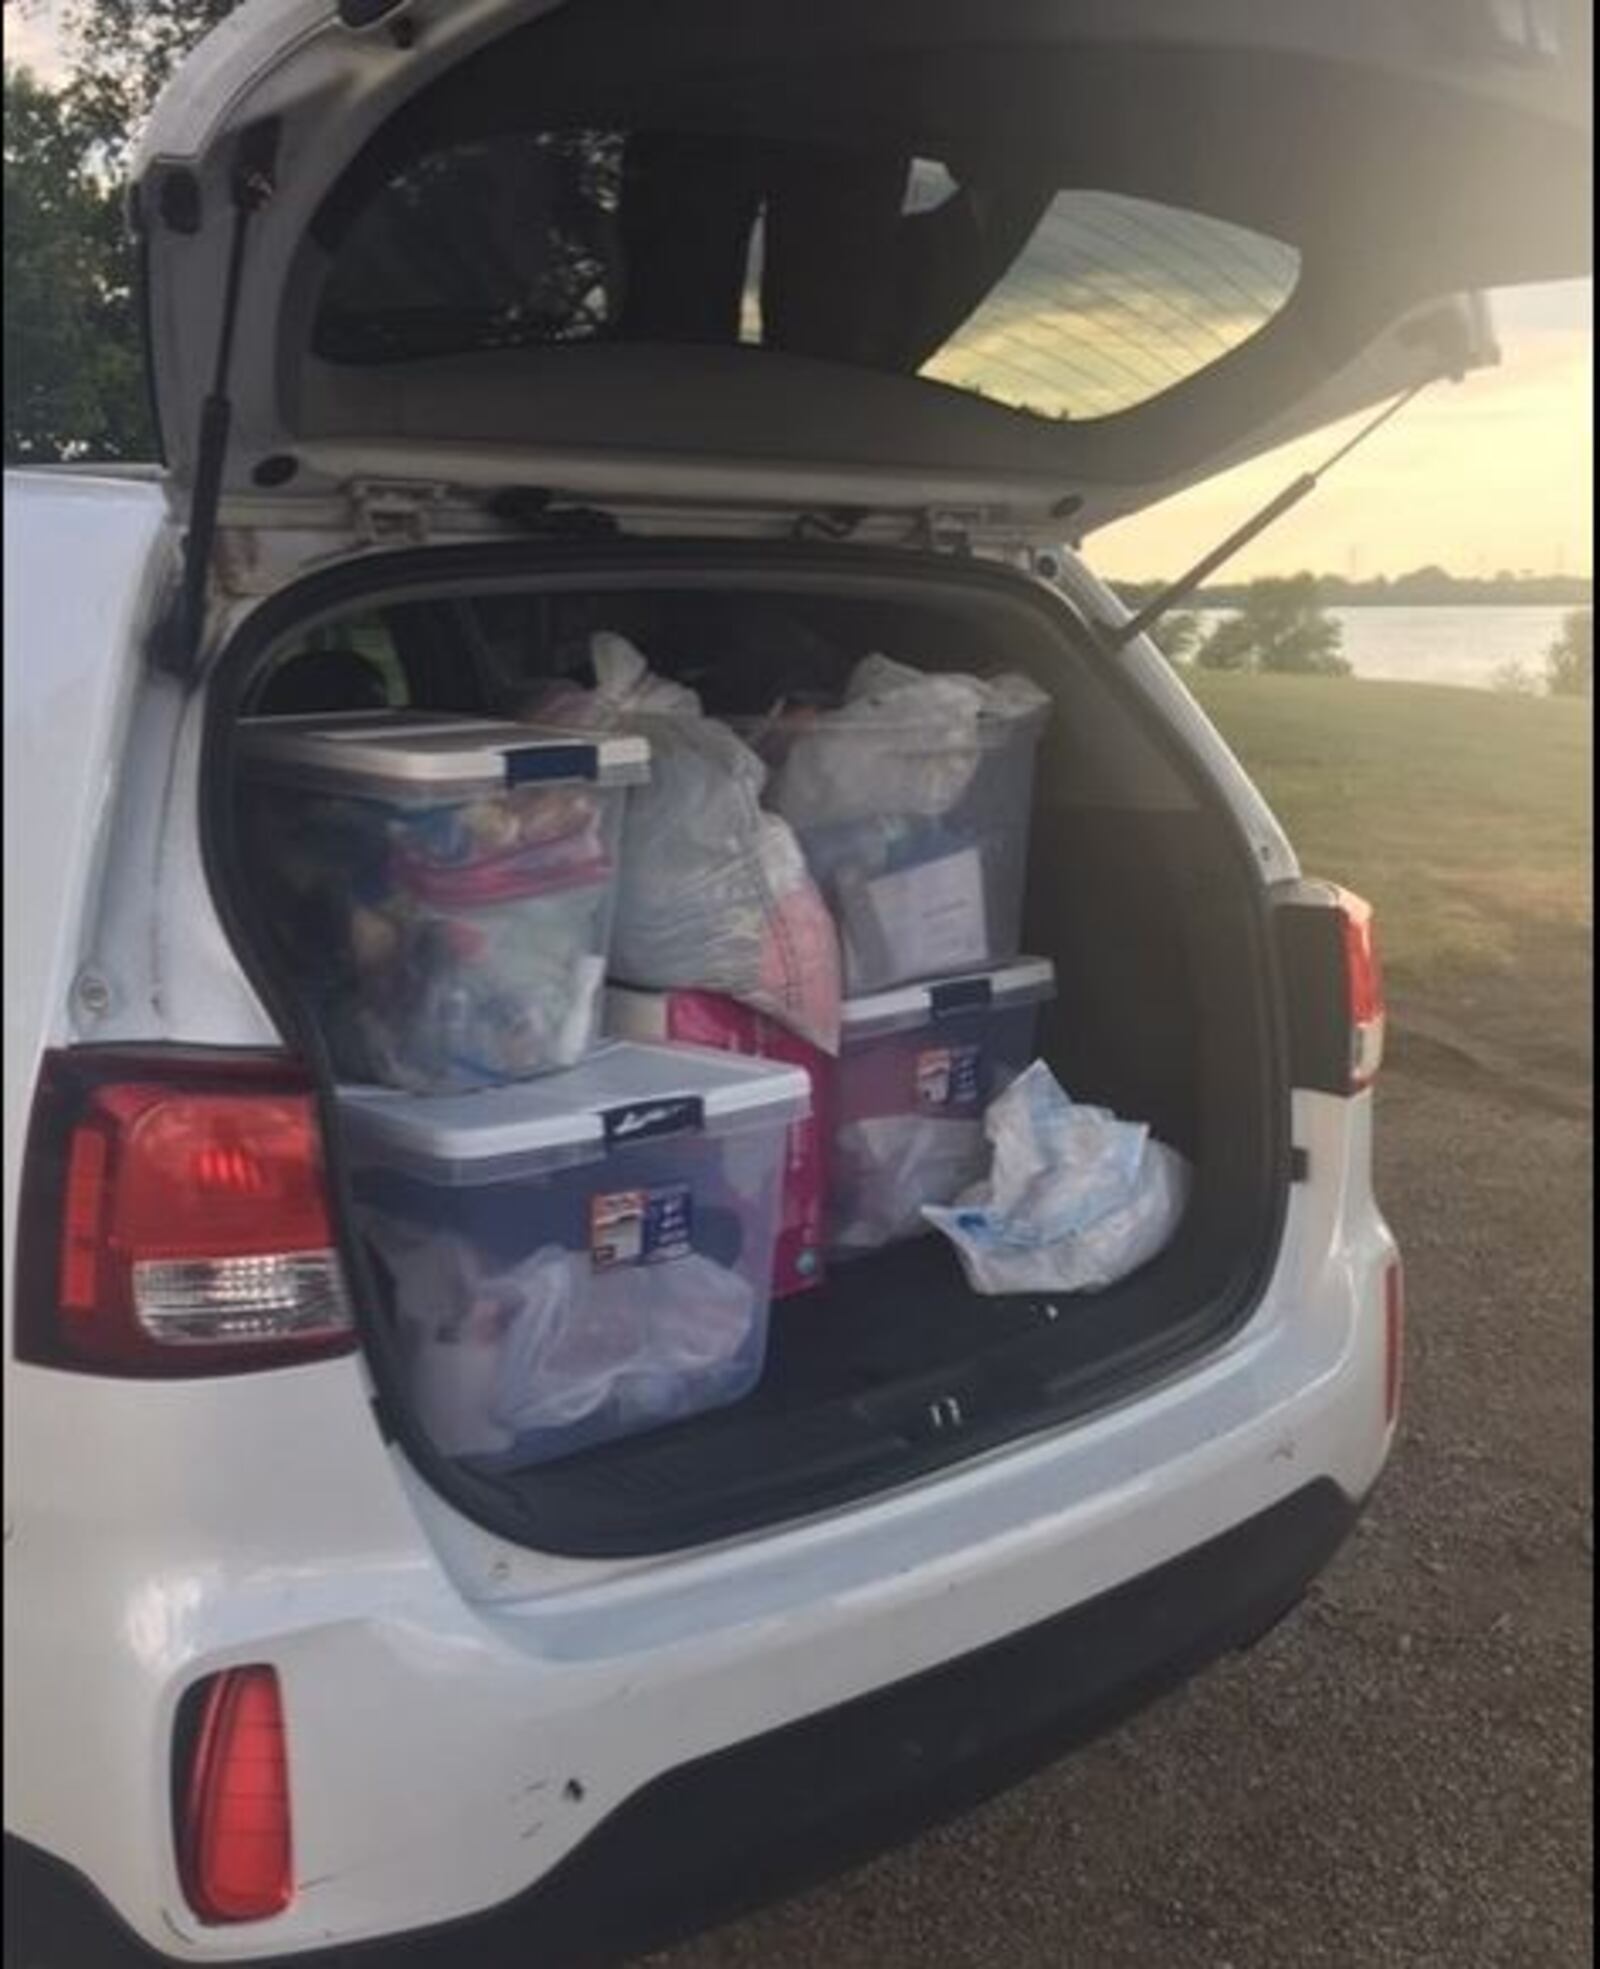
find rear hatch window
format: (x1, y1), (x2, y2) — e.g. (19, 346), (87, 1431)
(314, 129), (1302, 424)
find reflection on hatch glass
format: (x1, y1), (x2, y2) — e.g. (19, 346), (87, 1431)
(313, 131), (1300, 425)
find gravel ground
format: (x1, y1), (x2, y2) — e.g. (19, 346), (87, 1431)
(644, 1049), (1594, 1969)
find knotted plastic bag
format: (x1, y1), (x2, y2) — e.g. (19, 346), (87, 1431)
(764, 653), (1049, 828)
(923, 1062), (1190, 1295)
(525, 633), (842, 1053)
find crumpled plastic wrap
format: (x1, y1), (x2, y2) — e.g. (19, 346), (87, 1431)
(372, 1222), (760, 1462)
(765, 653), (1048, 827)
(756, 654), (1049, 992)
(923, 1062), (1190, 1295)
(525, 633), (842, 1053)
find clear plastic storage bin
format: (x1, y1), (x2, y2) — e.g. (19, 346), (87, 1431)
(605, 985), (833, 1298)
(240, 712), (649, 1092)
(339, 1042), (809, 1469)
(831, 958), (1056, 1254)
(753, 664), (1049, 994)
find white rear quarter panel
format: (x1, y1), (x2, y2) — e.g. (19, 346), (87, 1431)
(2, 474), (172, 1345)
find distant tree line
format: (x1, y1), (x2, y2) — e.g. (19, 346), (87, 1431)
(1118, 566), (1592, 613)
(1132, 573), (1591, 699)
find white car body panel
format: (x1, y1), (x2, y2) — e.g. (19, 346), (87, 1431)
(44, 0), (1600, 1951)
(5, 1065), (1392, 1956)
(2, 461), (1398, 1958)
(2, 476), (175, 1355)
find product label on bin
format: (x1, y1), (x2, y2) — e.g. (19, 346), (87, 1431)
(915, 1043), (984, 1110)
(590, 1183), (694, 1269)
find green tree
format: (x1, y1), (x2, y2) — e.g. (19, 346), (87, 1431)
(3, 65), (150, 460)
(57, 0), (238, 162)
(1542, 608), (1592, 698)
(1196, 574), (1351, 676)
(2, 0), (236, 461)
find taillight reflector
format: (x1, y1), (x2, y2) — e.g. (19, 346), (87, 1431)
(1383, 1258), (1405, 1427)
(18, 1051), (354, 1376)
(1338, 889), (1386, 1090)
(177, 1667), (293, 1925)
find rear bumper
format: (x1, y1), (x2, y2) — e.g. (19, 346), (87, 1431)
(6, 1479), (1359, 1969)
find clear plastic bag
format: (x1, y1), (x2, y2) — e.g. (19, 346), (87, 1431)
(923, 1062), (1190, 1295)
(765, 654), (1047, 825)
(526, 633), (843, 1053)
(491, 1247), (757, 1440)
(372, 1220), (760, 1463)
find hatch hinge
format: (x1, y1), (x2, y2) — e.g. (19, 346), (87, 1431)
(914, 505), (1060, 566)
(348, 478), (451, 545)
(917, 505), (986, 556)
(1290, 1146), (1310, 1183)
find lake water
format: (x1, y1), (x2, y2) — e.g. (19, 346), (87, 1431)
(1191, 605), (1578, 691)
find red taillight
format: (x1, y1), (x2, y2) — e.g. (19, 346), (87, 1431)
(1383, 1258), (1405, 1427)
(18, 1051), (353, 1376)
(177, 1667), (294, 1925)
(1338, 889), (1386, 1090)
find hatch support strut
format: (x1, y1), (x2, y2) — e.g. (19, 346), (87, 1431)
(156, 120), (279, 679)
(1098, 377), (1434, 654)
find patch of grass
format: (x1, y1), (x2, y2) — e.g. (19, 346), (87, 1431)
(1187, 673), (1592, 1070)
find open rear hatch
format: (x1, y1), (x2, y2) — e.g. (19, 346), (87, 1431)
(165, 0), (1590, 1552)
(138, 0), (1590, 563)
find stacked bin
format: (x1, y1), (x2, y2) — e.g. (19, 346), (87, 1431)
(242, 709), (812, 1469)
(831, 959), (1056, 1253)
(746, 666), (1055, 1254)
(750, 667), (1049, 994)
(339, 1043), (809, 1468)
(240, 712), (650, 1092)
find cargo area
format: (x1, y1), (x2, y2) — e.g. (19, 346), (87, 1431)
(213, 549), (1288, 1554)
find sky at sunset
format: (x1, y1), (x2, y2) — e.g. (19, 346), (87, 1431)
(1093, 281), (1593, 582)
(5, 4), (1592, 578)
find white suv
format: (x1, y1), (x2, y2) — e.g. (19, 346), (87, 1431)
(3, 3), (1589, 1964)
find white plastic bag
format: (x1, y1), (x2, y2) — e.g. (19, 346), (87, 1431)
(766, 654), (1049, 828)
(923, 1062), (1190, 1295)
(491, 1246), (756, 1437)
(526, 633), (842, 1052)
(370, 1220), (759, 1456)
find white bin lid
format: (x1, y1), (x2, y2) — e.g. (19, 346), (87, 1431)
(339, 1041), (811, 1184)
(841, 957), (1056, 1042)
(240, 710), (649, 802)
